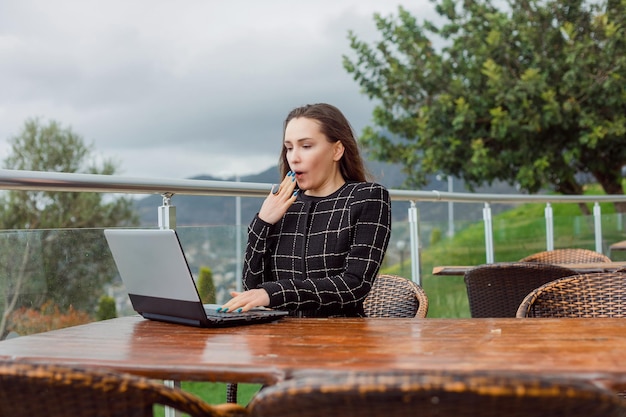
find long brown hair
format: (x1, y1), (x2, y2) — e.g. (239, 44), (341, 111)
(278, 103), (369, 182)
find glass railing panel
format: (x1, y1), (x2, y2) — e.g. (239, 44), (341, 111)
(0, 226), (245, 339)
(0, 228), (114, 339)
(386, 211), (625, 319)
(176, 225), (245, 304)
(2, 211), (623, 337)
(600, 213), (626, 258)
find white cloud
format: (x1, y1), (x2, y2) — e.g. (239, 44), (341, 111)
(0, 0), (436, 178)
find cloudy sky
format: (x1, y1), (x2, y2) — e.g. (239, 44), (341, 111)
(0, 1), (438, 180)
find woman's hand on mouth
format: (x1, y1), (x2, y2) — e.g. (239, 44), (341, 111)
(258, 171), (299, 224)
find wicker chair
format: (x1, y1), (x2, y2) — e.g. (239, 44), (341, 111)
(464, 262), (578, 318)
(227, 274), (429, 404)
(363, 274), (429, 318)
(0, 362), (247, 417)
(516, 272), (626, 318)
(246, 370), (626, 417)
(519, 248), (611, 263)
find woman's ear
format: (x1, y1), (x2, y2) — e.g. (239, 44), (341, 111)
(333, 141), (345, 161)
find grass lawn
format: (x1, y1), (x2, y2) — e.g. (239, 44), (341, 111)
(154, 382), (262, 415)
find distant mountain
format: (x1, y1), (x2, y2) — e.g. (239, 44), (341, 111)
(135, 165), (284, 227)
(134, 161), (521, 227)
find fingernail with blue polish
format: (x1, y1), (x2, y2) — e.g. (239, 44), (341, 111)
(293, 190), (299, 197)
(216, 307), (223, 312)
(236, 308), (243, 313)
(287, 170), (293, 176)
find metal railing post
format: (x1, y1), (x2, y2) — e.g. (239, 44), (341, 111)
(483, 203), (494, 263)
(447, 176), (455, 237)
(158, 192), (176, 230)
(235, 177), (242, 292)
(594, 202), (603, 254)
(164, 380), (182, 417)
(408, 201), (421, 285)
(545, 203), (554, 250)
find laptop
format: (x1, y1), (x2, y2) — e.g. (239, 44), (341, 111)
(103, 228), (289, 328)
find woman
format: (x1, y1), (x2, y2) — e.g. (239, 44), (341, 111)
(220, 103), (391, 317)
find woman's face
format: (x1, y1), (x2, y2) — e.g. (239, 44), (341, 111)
(284, 117), (344, 197)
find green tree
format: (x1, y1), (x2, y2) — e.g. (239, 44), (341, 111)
(344, 0), (626, 213)
(0, 118), (138, 334)
(197, 266), (216, 304)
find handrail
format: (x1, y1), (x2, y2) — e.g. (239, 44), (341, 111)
(2, 169), (626, 203)
(1, 169), (624, 285)
(0, 169), (270, 198)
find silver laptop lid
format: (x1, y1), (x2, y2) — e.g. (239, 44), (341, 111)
(104, 228), (200, 302)
(104, 228), (289, 328)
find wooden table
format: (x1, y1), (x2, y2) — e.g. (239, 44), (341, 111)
(610, 241), (626, 252)
(2, 316), (626, 391)
(432, 261), (626, 276)
(610, 241), (626, 260)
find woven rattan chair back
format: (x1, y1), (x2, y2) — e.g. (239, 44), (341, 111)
(246, 370), (626, 417)
(0, 362), (246, 417)
(464, 262), (578, 318)
(519, 248), (611, 263)
(363, 274), (429, 318)
(516, 272), (626, 318)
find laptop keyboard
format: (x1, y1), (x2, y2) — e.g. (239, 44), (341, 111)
(203, 304), (282, 318)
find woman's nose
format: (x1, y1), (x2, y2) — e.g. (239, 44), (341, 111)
(288, 148), (300, 163)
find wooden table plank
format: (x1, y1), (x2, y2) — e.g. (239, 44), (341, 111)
(610, 241), (626, 251)
(2, 316), (626, 390)
(432, 261), (626, 276)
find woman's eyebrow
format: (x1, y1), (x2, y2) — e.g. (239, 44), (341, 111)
(284, 137), (314, 144)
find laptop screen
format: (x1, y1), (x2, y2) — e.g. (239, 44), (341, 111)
(104, 228), (200, 302)
(104, 228), (289, 327)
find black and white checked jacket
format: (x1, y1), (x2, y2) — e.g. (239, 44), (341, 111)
(242, 181), (391, 317)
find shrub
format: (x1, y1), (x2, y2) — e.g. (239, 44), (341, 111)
(430, 227), (442, 246)
(96, 294), (117, 320)
(8, 300), (92, 336)
(197, 266), (216, 304)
